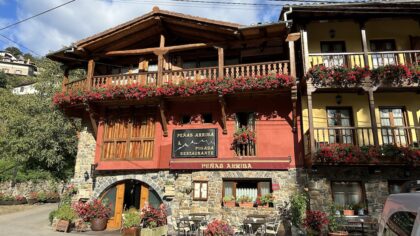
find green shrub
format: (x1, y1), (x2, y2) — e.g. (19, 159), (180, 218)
(122, 208), (141, 229)
(37, 191), (47, 202)
(49, 209), (58, 224)
(290, 192), (308, 228)
(55, 205), (76, 221)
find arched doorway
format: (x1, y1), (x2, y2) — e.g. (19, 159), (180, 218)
(100, 179), (163, 229)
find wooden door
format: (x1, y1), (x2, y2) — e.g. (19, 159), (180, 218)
(106, 183), (125, 229)
(140, 184), (149, 209)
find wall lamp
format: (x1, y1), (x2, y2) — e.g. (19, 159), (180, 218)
(335, 94), (343, 105)
(84, 171), (89, 181)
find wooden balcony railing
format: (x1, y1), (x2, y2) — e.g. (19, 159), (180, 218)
(305, 126), (420, 165)
(308, 50), (419, 69)
(234, 142), (256, 157)
(63, 60), (290, 92)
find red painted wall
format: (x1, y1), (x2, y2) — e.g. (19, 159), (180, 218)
(95, 93), (302, 170)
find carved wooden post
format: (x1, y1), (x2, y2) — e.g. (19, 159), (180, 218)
(288, 41), (296, 78)
(360, 22), (369, 68)
(301, 29), (310, 72)
(363, 79), (379, 146)
(62, 67), (69, 92)
(218, 47), (224, 79)
(87, 59), (95, 91)
(159, 99), (168, 137)
(157, 34), (165, 86)
(307, 82), (316, 158)
(218, 95), (227, 134)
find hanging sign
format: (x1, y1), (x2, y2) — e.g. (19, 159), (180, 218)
(172, 128), (218, 158)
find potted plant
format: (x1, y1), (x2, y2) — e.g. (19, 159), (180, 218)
(328, 205), (348, 236)
(203, 219), (234, 236)
(73, 199), (111, 231)
(140, 204), (168, 236)
(0, 194), (14, 205)
(237, 195), (253, 208)
(342, 204), (354, 216)
(354, 202), (366, 216)
(231, 127), (256, 156)
(55, 204), (77, 232)
(37, 191), (48, 203)
(303, 210), (328, 236)
(223, 195), (236, 208)
(122, 208), (141, 236)
(14, 195), (27, 204)
(27, 192), (38, 204)
(46, 191), (60, 203)
(257, 193), (274, 208)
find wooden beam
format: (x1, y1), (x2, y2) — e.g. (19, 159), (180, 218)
(86, 59), (95, 90)
(306, 82), (316, 158)
(286, 33), (301, 42)
(218, 95), (228, 134)
(360, 22), (369, 67)
(104, 43), (212, 56)
(157, 34), (165, 86)
(288, 40), (296, 79)
(301, 29), (310, 72)
(218, 47), (224, 79)
(367, 89), (379, 146)
(86, 105), (98, 137)
(291, 86), (298, 133)
(159, 100), (168, 137)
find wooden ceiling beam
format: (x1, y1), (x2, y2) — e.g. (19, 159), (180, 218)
(103, 43), (216, 56)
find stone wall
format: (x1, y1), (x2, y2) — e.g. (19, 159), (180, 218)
(71, 120), (96, 200)
(0, 180), (64, 197)
(92, 168), (305, 231)
(307, 166), (420, 219)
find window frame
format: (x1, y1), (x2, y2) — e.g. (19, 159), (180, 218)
(379, 106), (410, 146)
(222, 179), (272, 203)
(193, 181), (208, 201)
(326, 107), (355, 145)
(101, 110), (156, 161)
(330, 180), (367, 210)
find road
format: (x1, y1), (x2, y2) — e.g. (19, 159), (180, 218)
(0, 204), (118, 236)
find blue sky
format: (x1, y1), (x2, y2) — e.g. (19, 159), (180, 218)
(0, 0), (292, 56)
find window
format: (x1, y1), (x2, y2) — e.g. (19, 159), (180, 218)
(193, 181), (208, 201)
(327, 108), (354, 144)
(202, 113), (212, 123)
(234, 112), (256, 156)
(222, 179), (271, 204)
(320, 41), (346, 67)
(384, 211), (416, 236)
(102, 111), (155, 160)
(370, 39), (397, 68)
(379, 108), (408, 146)
(331, 181), (365, 207)
(388, 180), (408, 194)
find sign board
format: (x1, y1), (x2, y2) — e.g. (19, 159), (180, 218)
(172, 128), (217, 158)
(272, 183), (280, 191)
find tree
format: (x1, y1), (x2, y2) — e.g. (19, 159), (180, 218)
(0, 57), (80, 181)
(4, 46), (23, 58)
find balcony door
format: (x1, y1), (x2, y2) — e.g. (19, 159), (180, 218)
(370, 39), (397, 68)
(379, 107), (408, 146)
(320, 41), (346, 67)
(327, 108), (354, 144)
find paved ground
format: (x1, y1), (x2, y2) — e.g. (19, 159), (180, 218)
(0, 204), (119, 236)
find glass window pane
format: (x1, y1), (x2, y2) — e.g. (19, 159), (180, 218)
(201, 183), (207, 199)
(385, 212), (417, 236)
(194, 182), (201, 199)
(223, 182), (234, 197)
(148, 189), (162, 209)
(102, 186), (117, 217)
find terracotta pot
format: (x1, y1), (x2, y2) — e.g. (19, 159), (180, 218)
(239, 202), (254, 208)
(224, 201), (236, 208)
(343, 209), (354, 216)
(90, 218), (108, 231)
(122, 227), (140, 236)
(328, 231), (349, 236)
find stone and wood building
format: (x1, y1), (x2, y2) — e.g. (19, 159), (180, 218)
(48, 7), (302, 230)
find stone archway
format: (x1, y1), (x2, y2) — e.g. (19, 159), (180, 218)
(92, 174), (172, 215)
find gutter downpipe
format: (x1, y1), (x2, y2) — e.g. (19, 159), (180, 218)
(283, 6), (293, 28)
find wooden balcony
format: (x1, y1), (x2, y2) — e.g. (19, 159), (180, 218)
(63, 61), (290, 93)
(305, 126), (420, 166)
(309, 50), (419, 69)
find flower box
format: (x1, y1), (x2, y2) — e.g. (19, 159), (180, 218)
(239, 202), (254, 208)
(224, 201), (236, 208)
(141, 225), (168, 236)
(258, 204), (269, 208)
(343, 210), (354, 216)
(123, 227), (140, 236)
(27, 198), (38, 204)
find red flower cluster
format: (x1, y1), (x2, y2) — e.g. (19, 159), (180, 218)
(303, 210), (329, 233)
(316, 143), (420, 165)
(371, 64), (417, 85)
(307, 64), (419, 87)
(232, 127), (256, 145)
(140, 203), (167, 228)
(53, 74), (293, 106)
(204, 219), (234, 236)
(307, 65), (370, 87)
(72, 199), (112, 222)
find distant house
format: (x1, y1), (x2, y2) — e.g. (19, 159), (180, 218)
(0, 51), (37, 76)
(12, 82), (37, 95)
